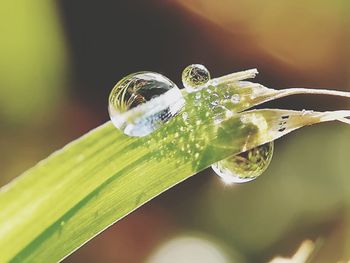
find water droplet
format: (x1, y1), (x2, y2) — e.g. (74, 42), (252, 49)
(108, 72), (185, 137)
(212, 105), (229, 124)
(205, 88), (213, 94)
(194, 99), (201, 106)
(231, 94), (240, 104)
(182, 64), (211, 92)
(182, 112), (189, 122)
(211, 142), (274, 184)
(209, 93), (220, 106)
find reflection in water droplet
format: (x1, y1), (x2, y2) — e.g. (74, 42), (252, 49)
(212, 142), (274, 184)
(108, 72), (185, 137)
(182, 64), (211, 92)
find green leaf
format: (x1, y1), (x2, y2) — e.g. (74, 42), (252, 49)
(0, 69), (349, 262)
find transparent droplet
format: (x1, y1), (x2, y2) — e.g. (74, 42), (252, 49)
(182, 64), (211, 92)
(231, 94), (240, 104)
(209, 93), (220, 106)
(212, 142), (274, 184)
(212, 105), (229, 124)
(182, 112), (189, 122)
(108, 72), (185, 137)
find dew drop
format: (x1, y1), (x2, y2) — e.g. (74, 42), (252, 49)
(108, 72), (185, 137)
(209, 93), (220, 106)
(182, 64), (211, 92)
(182, 112), (189, 122)
(205, 88), (213, 94)
(231, 94), (240, 104)
(211, 142), (274, 184)
(212, 105), (229, 124)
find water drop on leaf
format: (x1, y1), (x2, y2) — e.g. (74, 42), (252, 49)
(108, 72), (184, 137)
(212, 142), (274, 184)
(182, 64), (211, 92)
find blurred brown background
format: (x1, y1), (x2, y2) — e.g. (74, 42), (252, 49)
(0, 0), (349, 262)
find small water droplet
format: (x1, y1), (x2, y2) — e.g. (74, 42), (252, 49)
(182, 64), (211, 92)
(224, 94), (230, 99)
(211, 142), (274, 184)
(108, 72), (185, 137)
(209, 93), (220, 106)
(231, 94), (240, 104)
(182, 112), (189, 122)
(212, 105), (229, 124)
(225, 110), (234, 118)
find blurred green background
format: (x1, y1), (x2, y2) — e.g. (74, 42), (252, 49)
(0, 0), (349, 262)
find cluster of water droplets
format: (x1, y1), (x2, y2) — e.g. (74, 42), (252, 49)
(108, 64), (274, 184)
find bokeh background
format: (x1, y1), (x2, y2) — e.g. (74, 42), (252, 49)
(1, 0), (349, 262)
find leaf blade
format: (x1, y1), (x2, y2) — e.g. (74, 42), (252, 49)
(1, 74), (350, 262)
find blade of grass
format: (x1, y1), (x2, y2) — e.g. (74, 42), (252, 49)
(0, 71), (349, 262)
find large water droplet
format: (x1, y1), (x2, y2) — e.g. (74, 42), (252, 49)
(108, 72), (185, 137)
(212, 142), (274, 184)
(182, 64), (211, 92)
